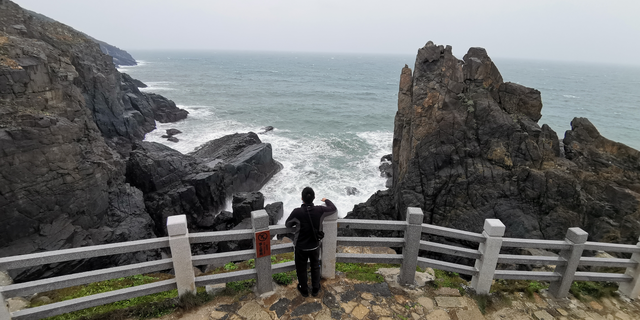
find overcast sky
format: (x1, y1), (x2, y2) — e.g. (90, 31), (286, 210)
(13, 0), (640, 65)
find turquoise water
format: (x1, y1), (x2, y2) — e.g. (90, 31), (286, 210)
(119, 51), (640, 220)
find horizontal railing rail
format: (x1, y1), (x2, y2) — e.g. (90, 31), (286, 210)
(0, 237), (170, 271)
(421, 224), (485, 243)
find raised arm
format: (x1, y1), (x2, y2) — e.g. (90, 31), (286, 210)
(285, 211), (299, 228)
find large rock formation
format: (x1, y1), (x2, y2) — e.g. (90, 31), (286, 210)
(125, 133), (281, 236)
(349, 41), (640, 246)
(0, 0), (278, 282)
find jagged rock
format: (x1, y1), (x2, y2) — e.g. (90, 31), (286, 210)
(190, 132), (282, 193)
(121, 72), (147, 88)
(259, 126), (274, 134)
(213, 211), (234, 231)
(232, 192), (265, 223)
(265, 202), (284, 225)
(96, 40), (137, 67)
(350, 41), (640, 248)
(167, 136), (179, 143)
(0, 0), (175, 281)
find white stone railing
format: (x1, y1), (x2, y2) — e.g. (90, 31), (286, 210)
(1, 208), (639, 320)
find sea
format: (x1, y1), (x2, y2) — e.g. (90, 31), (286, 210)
(118, 51), (640, 221)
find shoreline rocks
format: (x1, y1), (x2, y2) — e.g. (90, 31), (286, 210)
(349, 41), (640, 248)
(0, 0), (280, 282)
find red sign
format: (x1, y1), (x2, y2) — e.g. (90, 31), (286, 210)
(255, 230), (271, 258)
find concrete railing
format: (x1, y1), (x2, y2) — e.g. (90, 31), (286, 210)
(327, 208), (640, 299)
(1, 207), (639, 320)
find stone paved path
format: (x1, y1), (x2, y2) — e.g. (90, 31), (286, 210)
(154, 268), (640, 320)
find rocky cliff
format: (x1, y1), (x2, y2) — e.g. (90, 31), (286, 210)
(0, 0), (278, 281)
(348, 42), (640, 246)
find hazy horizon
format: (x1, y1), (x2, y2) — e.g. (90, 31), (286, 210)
(12, 0), (640, 66)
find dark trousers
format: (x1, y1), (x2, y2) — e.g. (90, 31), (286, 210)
(294, 246), (321, 291)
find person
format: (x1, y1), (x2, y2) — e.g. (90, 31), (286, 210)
(285, 187), (336, 297)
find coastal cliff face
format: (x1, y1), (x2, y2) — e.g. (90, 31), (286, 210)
(350, 42), (640, 245)
(0, 0), (278, 281)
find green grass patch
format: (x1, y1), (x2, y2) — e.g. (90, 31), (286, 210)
(431, 269), (467, 295)
(335, 262), (400, 283)
(272, 271), (296, 285)
(570, 281), (618, 301)
(28, 252), (302, 320)
(490, 279), (549, 298)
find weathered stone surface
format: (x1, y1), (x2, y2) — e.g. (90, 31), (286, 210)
(533, 310), (554, 320)
(434, 297), (466, 308)
(291, 302), (322, 317)
(351, 304), (369, 320)
(426, 309), (450, 320)
(456, 307), (485, 320)
(417, 297), (434, 310)
(322, 291), (340, 309)
(341, 291), (358, 302)
(348, 40), (640, 250)
(269, 298), (291, 318)
(209, 310), (229, 320)
(354, 283), (393, 297)
(434, 287), (461, 297)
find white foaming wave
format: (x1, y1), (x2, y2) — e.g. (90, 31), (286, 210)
(178, 105), (215, 118)
(140, 87), (175, 91)
(563, 94), (579, 99)
(144, 111), (251, 154)
(116, 60), (147, 72)
(140, 81), (177, 92)
(260, 132), (390, 222)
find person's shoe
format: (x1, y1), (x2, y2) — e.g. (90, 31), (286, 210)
(297, 284), (309, 297)
(311, 287), (320, 297)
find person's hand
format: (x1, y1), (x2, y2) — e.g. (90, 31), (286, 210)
(321, 198), (327, 202)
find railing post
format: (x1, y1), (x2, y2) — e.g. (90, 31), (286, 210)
(399, 207), (423, 285)
(322, 211), (338, 279)
(549, 227), (588, 298)
(619, 236), (640, 299)
(471, 219), (505, 294)
(252, 209), (273, 295)
(0, 291), (10, 320)
(167, 215), (196, 296)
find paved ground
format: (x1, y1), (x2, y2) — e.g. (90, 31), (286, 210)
(154, 268), (640, 320)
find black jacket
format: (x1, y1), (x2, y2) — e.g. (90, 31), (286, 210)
(285, 199), (337, 250)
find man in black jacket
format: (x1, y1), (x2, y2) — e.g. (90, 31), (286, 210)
(285, 187), (337, 297)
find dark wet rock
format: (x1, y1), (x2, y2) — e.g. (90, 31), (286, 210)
(340, 290), (358, 302)
(0, 1), (176, 281)
(259, 126), (274, 134)
(216, 303), (240, 313)
(269, 298), (291, 318)
(232, 192), (265, 223)
(331, 309), (343, 320)
(213, 211), (234, 231)
(190, 132), (282, 193)
(166, 128), (182, 136)
(354, 283), (392, 297)
(167, 137), (179, 143)
(96, 40), (137, 67)
(265, 202), (284, 225)
(345, 187), (360, 196)
(120, 72), (146, 88)
(350, 41), (640, 248)
(322, 291), (340, 309)
(291, 302), (322, 317)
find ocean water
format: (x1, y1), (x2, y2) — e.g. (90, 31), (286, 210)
(119, 51), (640, 221)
